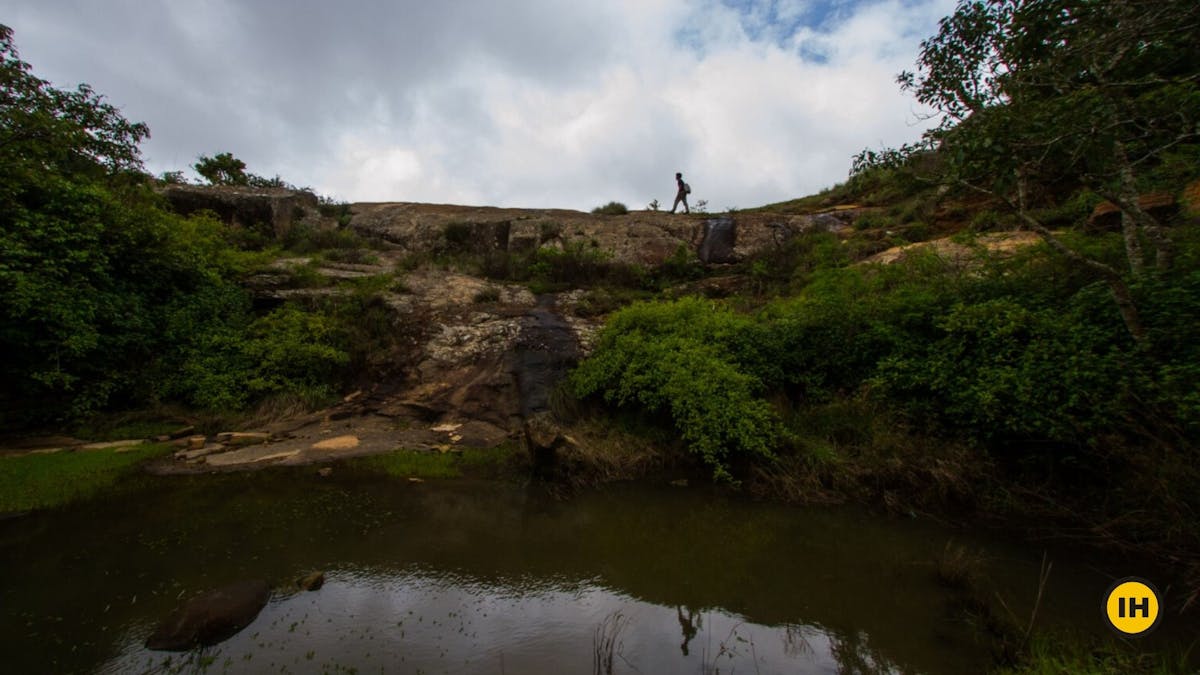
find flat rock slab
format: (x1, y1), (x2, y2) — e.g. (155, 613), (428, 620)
(205, 445), (298, 467)
(158, 409), (512, 471)
(216, 432), (271, 446)
(80, 440), (146, 451)
(311, 435), (360, 450)
(447, 420), (511, 448)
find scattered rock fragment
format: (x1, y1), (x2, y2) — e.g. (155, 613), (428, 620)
(174, 445), (223, 461)
(221, 432), (271, 447)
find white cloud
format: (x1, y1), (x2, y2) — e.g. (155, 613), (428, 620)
(0, 0), (956, 210)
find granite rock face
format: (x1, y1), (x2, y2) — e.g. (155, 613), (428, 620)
(159, 185), (323, 238)
(346, 201), (863, 266)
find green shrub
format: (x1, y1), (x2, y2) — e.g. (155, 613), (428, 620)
(467, 239), (657, 291)
(169, 304), (348, 411)
(969, 209), (1005, 231)
(1029, 189), (1103, 227)
(571, 298), (781, 480)
(874, 296), (1128, 443)
(317, 197), (353, 226)
(740, 231), (852, 293)
(853, 212), (894, 230)
(656, 244), (702, 284)
(591, 201), (629, 216)
(282, 221), (365, 254)
(902, 221), (932, 242)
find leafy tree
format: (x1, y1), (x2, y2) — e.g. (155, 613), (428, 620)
(0, 26), (366, 426)
(193, 151), (250, 186)
(193, 151), (297, 189)
(855, 0), (1200, 343)
(0, 26), (147, 179)
(0, 24), (162, 421)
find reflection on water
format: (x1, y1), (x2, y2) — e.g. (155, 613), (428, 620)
(0, 470), (1159, 674)
(99, 569), (909, 674)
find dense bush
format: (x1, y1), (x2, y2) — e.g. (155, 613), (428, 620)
(168, 304), (348, 411)
(574, 231), (1200, 485)
(591, 201), (629, 216)
(476, 241), (648, 292)
(571, 298), (780, 480)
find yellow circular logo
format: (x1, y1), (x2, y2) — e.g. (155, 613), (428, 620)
(1103, 577), (1161, 636)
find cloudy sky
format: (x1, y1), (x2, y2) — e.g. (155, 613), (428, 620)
(2, 0), (954, 210)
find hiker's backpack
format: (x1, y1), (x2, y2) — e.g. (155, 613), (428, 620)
(684, 182), (691, 194)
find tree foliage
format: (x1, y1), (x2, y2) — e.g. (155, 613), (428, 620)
(193, 151), (250, 186)
(855, 0), (1200, 342)
(193, 151), (294, 189)
(0, 26), (346, 425)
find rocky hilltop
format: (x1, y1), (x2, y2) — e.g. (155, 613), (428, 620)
(345, 201), (866, 265)
(142, 188), (880, 473)
(154, 184), (1156, 475)
(160, 185), (871, 266)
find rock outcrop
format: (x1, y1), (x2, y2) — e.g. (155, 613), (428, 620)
(148, 188), (880, 473)
(159, 185), (323, 238)
(347, 201), (865, 267)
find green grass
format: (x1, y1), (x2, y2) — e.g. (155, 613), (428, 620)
(0, 443), (175, 513)
(998, 634), (1195, 674)
(351, 444), (521, 480)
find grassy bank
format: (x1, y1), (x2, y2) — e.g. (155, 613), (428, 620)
(0, 443), (174, 513)
(999, 634), (1195, 675)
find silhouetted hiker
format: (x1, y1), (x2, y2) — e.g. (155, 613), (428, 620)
(671, 172), (690, 214)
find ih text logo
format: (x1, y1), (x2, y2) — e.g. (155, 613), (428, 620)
(1102, 577), (1162, 637)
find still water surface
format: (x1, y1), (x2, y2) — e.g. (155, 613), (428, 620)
(0, 470), (1164, 674)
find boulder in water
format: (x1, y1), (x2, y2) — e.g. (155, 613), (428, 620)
(145, 579), (270, 651)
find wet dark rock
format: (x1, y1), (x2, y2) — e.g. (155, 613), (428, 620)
(524, 411), (565, 453)
(512, 296), (581, 419)
(697, 217), (736, 263)
(145, 579), (270, 651)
